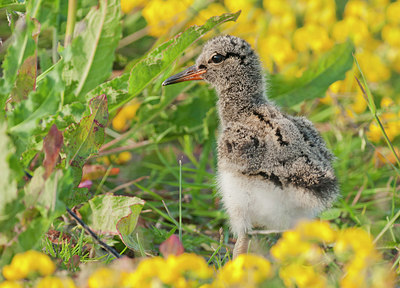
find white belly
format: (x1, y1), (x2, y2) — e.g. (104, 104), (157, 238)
(217, 169), (326, 236)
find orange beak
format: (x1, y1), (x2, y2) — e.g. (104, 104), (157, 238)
(162, 65), (206, 86)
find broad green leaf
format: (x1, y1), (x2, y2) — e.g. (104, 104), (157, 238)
(116, 202), (145, 251)
(269, 41), (354, 107)
(0, 17), (36, 112)
(7, 63), (64, 152)
(10, 55), (37, 102)
(62, 0), (121, 98)
(85, 73), (129, 106)
(0, 122), (20, 225)
(24, 168), (66, 216)
(78, 195), (144, 235)
(105, 11), (240, 112)
(63, 94), (108, 186)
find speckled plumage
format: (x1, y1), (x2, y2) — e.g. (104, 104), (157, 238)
(164, 35), (339, 258)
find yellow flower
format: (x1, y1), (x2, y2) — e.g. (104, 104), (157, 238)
(386, 1), (400, 25)
(356, 51), (391, 83)
(366, 122), (382, 143)
(35, 251), (56, 276)
(267, 11), (297, 36)
(332, 16), (370, 45)
(264, 0), (292, 16)
(382, 24), (400, 48)
(381, 97), (394, 108)
(258, 34), (296, 69)
(88, 268), (118, 288)
(225, 0), (255, 16)
(293, 24), (333, 53)
(0, 281), (23, 288)
(279, 263), (326, 288)
(296, 220), (336, 243)
(189, 3), (228, 26)
(271, 231), (314, 262)
(334, 227), (377, 258)
(167, 253), (213, 280)
(120, 0), (145, 14)
(3, 251), (55, 281)
(142, 0), (193, 37)
(112, 113), (127, 132)
(217, 254), (271, 285)
(303, 0), (336, 28)
(130, 257), (166, 286)
(344, 0), (369, 21)
(120, 101), (141, 120)
(350, 90), (368, 114)
(116, 151), (132, 164)
(36, 276), (77, 288)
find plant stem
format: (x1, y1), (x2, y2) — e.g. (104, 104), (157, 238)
(64, 0), (77, 47)
(179, 159), (182, 242)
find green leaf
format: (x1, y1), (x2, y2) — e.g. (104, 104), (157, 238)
(269, 41), (354, 107)
(0, 122), (21, 225)
(7, 63), (64, 149)
(10, 55), (37, 102)
(319, 208), (342, 221)
(106, 11), (240, 112)
(0, 17), (36, 112)
(62, 0), (121, 98)
(78, 195), (144, 235)
(85, 73), (129, 106)
(116, 202), (145, 251)
(63, 94), (108, 185)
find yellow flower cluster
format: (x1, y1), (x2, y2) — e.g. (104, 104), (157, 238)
(120, 0), (146, 14)
(141, 0), (193, 37)
(1, 251), (76, 288)
(366, 97), (400, 143)
(87, 253), (213, 288)
(112, 100), (141, 132)
(214, 254), (272, 287)
(1, 221), (395, 288)
(271, 220), (395, 288)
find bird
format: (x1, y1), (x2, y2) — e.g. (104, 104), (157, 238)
(162, 35), (339, 259)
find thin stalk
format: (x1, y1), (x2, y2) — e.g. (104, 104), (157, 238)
(64, 0), (77, 47)
(354, 55), (400, 171)
(373, 209), (400, 244)
(179, 160), (183, 241)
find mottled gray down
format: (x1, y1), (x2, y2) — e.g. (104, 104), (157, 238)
(196, 35), (339, 206)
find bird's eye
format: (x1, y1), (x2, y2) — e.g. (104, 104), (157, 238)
(211, 54), (224, 64)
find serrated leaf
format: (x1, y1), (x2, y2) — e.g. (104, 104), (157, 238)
(270, 41), (354, 107)
(105, 11), (240, 112)
(63, 94), (108, 186)
(62, 0), (121, 98)
(116, 202), (145, 251)
(43, 124), (63, 179)
(78, 195), (144, 235)
(85, 73), (129, 106)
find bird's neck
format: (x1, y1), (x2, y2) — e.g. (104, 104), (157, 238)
(216, 77), (268, 127)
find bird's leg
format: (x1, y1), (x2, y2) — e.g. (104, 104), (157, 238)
(233, 234), (249, 259)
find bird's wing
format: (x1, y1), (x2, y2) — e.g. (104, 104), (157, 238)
(218, 108), (338, 202)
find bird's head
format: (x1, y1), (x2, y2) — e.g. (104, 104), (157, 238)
(163, 35), (264, 94)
